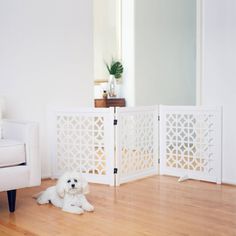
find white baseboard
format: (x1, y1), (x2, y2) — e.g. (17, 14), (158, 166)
(222, 179), (236, 186)
(41, 171), (52, 180)
(40, 174), (236, 186)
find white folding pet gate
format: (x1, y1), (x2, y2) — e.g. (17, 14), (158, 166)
(49, 105), (221, 186)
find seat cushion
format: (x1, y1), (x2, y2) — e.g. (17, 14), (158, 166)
(0, 139), (26, 167)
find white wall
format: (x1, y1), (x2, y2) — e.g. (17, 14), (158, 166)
(121, 0), (135, 106)
(134, 0), (196, 106)
(0, 0), (94, 177)
(202, 0), (236, 184)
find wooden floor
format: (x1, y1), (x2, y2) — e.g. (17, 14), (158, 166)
(0, 176), (236, 236)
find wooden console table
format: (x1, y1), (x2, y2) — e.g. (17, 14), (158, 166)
(94, 98), (126, 108)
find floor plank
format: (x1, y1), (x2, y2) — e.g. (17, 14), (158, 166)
(0, 176), (236, 236)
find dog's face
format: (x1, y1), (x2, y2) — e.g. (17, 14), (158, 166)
(56, 172), (89, 198)
(65, 176), (80, 195)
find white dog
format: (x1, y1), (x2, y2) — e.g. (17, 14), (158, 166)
(36, 172), (94, 214)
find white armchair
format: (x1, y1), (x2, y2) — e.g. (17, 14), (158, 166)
(0, 120), (41, 212)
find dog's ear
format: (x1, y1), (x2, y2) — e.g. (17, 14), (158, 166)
(56, 173), (66, 198)
(81, 177), (90, 195)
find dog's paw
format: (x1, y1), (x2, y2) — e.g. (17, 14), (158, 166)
(83, 203), (94, 212)
(75, 208), (84, 215)
(63, 207), (84, 215)
(36, 197), (49, 205)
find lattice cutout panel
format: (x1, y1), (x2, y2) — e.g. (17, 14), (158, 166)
(50, 108), (114, 185)
(116, 107), (159, 185)
(160, 106), (221, 183)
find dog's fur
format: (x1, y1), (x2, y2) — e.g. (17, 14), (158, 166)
(36, 172), (94, 214)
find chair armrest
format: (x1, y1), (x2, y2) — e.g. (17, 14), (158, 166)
(2, 119), (41, 186)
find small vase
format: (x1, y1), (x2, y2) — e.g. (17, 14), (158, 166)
(108, 75), (116, 97)
(102, 90), (108, 99)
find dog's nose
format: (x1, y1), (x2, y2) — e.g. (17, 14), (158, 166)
(71, 184), (75, 188)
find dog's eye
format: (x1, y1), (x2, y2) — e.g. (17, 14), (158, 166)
(67, 180), (71, 183)
(74, 179), (78, 183)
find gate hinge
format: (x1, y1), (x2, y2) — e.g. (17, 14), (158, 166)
(113, 119), (118, 125)
(114, 168), (118, 174)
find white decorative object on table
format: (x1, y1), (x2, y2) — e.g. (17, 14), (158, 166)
(100, 82), (108, 98)
(108, 75), (116, 97)
(105, 60), (123, 98)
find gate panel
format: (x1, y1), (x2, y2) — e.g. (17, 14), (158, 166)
(116, 106), (159, 185)
(49, 107), (114, 185)
(160, 106), (221, 183)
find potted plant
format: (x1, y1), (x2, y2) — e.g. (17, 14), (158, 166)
(106, 60), (123, 97)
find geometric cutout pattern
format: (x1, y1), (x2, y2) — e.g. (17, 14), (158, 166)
(51, 106), (221, 185)
(160, 106), (221, 183)
(116, 107), (158, 184)
(56, 115), (106, 175)
(50, 107), (115, 185)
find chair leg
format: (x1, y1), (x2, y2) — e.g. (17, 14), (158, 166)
(7, 190), (16, 212)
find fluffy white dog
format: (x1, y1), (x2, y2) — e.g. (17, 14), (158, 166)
(36, 172), (94, 214)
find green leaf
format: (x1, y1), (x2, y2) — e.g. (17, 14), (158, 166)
(105, 60), (123, 78)
(106, 63), (111, 74)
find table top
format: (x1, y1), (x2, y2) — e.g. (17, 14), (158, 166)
(94, 98), (126, 108)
